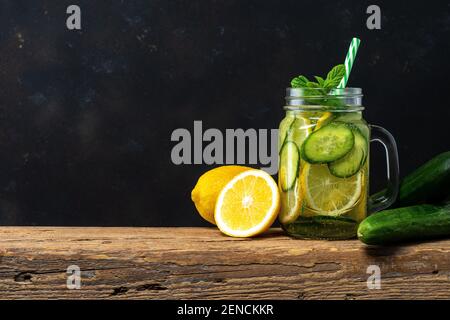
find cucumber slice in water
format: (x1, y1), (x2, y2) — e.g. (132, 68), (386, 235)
(279, 141), (299, 191)
(328, 126), (368, 178)
(301, 122), (354, 164)
(278, 116), (295, 153)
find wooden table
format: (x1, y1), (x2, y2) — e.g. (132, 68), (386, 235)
(0, 227), (449, 299)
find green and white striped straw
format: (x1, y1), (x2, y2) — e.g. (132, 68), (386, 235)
(338, 37), (361, 88)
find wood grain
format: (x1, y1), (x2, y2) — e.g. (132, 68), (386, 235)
(0, 227), (449, 299)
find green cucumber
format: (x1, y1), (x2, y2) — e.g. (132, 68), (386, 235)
(397, 151), (450, 206)
(357, 204), (450, 245)
(279, 141), (300, 191)
(301, 121), (354, 164)
(328, 126), (368, 178)
(371, 151), (450, 207)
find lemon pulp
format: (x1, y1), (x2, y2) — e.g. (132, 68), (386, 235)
(302, 164), (362, 216)
(215, 170), (280, 237)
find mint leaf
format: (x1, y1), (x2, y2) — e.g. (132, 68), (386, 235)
(324, 78), (340, 89)
(324, 64), (345, 88)
(314, 76), (325, 86)
(306, 81), (320, 88)
(326, 64), (345, 82)
(291, 75), (309, 88)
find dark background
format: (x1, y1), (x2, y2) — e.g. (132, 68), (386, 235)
(0, 0), (449, 226)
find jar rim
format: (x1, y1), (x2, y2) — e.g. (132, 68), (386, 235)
(285, 87), (363, 111)
(286, 87), (363, 98)
(284, 105), (365, 112)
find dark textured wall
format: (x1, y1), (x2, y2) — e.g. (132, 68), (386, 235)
(0, 1), (449, 226)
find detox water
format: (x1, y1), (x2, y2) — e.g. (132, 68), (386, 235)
(278, 107), (370, 239)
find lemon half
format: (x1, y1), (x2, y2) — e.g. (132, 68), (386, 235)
(215, 170), (280, 237)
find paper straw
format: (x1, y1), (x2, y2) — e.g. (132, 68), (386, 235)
(338, 37), (361, 88)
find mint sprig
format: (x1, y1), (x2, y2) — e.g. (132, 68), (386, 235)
(291, 64), (345, 91)
(290, 64), (346, 107)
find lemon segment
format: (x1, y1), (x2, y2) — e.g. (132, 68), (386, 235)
(214, 170), (280, 237)
(286, 115), (312, 146)
(315, 112), (335, 130)
(302, 164), (362, 216)
(279, 181), (303, 224)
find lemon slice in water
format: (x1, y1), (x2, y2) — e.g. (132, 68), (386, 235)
(278, 180), (303, 224)
(302, 164), (362, 216)
(315, 112), (335, 130)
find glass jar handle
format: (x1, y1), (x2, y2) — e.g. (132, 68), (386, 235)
(368, 125), (400, 213)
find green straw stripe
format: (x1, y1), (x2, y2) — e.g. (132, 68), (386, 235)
(338, 37), (360, 88)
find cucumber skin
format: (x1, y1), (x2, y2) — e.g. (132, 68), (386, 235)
(397, 151), (450, 206)
(357, 204), (450, 245)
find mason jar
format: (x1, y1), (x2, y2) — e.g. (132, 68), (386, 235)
(278, 88), (399, 239)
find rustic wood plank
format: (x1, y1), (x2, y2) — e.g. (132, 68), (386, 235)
(0, 227), (449, 299)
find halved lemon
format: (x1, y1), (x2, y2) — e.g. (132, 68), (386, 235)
(278, 180), (303, 224)
(302, 164), (362, 216)
(214, 170), (280, 237)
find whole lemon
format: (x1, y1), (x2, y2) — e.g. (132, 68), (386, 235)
(191, 166), (252, 225)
